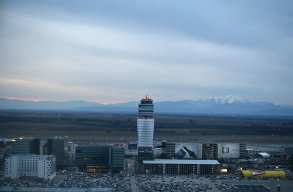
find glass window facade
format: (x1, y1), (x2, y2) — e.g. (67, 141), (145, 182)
(76, 145), (111, 172)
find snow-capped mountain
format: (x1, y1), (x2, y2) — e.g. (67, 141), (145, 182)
(200, 95), (249, 104)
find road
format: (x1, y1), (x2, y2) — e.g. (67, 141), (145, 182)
(130, 176), (137, 192)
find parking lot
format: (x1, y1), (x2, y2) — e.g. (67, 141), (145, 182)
(0, 172), (131, 192)
(136, 175), (219, 192)
(1, 172), (293, 192)
(134, 174), (293, 192)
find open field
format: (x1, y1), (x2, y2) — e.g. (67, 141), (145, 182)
(1, 111), (293, 143)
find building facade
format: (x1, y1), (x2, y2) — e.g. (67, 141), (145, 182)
(201, 143), (218, 160)
(13, 139), (32, 154)
(4, 155), (56, 180)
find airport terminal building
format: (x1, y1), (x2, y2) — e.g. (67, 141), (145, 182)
(143, 159), (220, 175)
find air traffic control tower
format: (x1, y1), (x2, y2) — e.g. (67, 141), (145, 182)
(137, 96), (154, 164)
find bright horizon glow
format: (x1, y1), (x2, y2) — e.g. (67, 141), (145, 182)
(0, 1), (293, 105)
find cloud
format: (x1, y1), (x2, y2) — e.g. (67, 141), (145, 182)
(0, 1), (293, 104)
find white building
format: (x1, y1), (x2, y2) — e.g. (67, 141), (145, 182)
(4, 154), (56, 180)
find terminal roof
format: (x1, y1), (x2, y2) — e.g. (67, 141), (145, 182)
(143, 159), (220, 165)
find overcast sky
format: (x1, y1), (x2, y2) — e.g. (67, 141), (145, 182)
(0, 0), (292, 104)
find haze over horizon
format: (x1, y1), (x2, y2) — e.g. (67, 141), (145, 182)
(0, 95), (290, 106)
(1, 1), (293, 105)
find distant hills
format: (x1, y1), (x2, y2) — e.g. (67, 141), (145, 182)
(1, 96), (293, 116)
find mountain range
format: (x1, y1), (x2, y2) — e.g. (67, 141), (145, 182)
(1, 96), (293, 116)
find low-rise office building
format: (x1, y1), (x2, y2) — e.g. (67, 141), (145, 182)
(4, 154), (56, 180)
(143, 159), (220, 175)
(76, 145), (111, 173)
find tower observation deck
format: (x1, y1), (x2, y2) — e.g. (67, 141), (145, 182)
(137, 96), (154, 148)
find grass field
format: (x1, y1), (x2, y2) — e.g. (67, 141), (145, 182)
(1, 111), (293, 143)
